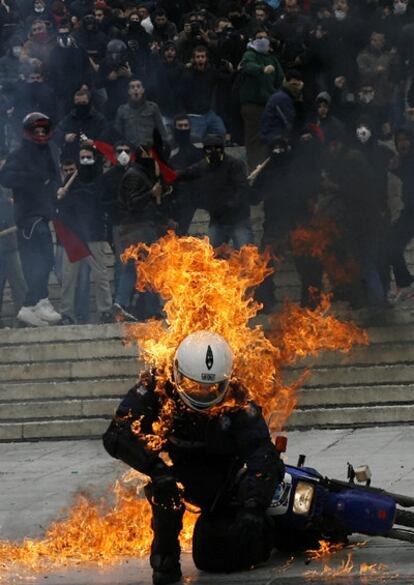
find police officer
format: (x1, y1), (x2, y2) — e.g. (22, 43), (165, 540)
(103, 331), (284, 585)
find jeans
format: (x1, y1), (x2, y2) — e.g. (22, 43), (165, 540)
(0, 248), (26, 315)
(390, 210), (414, 288)
(356, 233), (386, 306)
(55, 245), (90, 321)
(60, 241), (112, 321)
(114, 223), (162, 320)
(17, 218), (54, 307)
(208, 219), (254, 250)
(188, 111), (226, 141)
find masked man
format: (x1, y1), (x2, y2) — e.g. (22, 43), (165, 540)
(103, 331), (284, 585)
(0, 112), (61, 327)
(181, 134), (253, 248)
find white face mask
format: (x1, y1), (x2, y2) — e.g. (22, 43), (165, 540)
(356, 126), (372, 143)
(80, 157), (95, 166)
(334, 9), (346, 20)
(34, 4), (44, 12)
(359, 91), (375, 104)
(12, 46), (22, 57)
(117, 150), (131, 166)
(252, 37), (270, 53)
(394, 1), (407, 14)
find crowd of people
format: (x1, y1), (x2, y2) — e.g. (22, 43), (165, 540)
(1, 0), (414, 326)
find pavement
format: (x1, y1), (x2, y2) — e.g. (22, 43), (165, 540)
(0, 426), (413, 585)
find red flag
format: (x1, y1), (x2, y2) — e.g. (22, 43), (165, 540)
(150, 148), (178, 184)
(93, 140), (178, 184)
(94, 140), (117, 165)
(53, 218), (92, 263)
(307, 123), (326, 143)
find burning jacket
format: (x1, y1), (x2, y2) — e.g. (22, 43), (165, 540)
(103, 372), (283, 511)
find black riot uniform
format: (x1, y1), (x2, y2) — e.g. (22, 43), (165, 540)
(103, 371), (284, 582)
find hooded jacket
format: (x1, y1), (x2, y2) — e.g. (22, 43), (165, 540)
(239, 46), (284, 106)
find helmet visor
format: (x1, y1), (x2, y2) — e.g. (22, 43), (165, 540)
(175, 373), (229, 411)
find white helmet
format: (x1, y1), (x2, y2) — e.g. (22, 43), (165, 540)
(173, 331), (233, 411)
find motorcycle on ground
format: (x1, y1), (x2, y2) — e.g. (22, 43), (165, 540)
(268, 436), (414, 551)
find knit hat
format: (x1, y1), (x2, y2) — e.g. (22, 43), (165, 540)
(316, 91), (331, 105)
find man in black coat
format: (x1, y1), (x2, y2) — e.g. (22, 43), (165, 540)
(48, 22), (92, 118)
(55, 87), (114, 160)
(114, 145), (170, 319)
(0, 112), (61, 327)
(182, 134), (253, 248)
(168, 114), (204, 235)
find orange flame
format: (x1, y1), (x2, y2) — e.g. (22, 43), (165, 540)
(306, 539), (345, 561)
(305, 549), (398, 582)
(291, 217), (359, 286)
(0, 471), (197, 575)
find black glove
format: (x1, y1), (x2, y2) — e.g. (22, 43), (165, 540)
(229, 502), (267, 567)
(232, 503), (264, 538)
(149, 461), (183, 508)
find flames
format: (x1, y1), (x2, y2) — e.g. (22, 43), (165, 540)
(0, 470), (198, 573)
(122, 232), (368, 436)
(305, 540), (398, 582)
(291, 217), (359, 286)
(0, 233), (370, 576)
(306, 539), (346, 561)
(305, 553), (398, 582)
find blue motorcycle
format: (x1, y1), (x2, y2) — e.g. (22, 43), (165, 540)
(268, 439), (414, 551)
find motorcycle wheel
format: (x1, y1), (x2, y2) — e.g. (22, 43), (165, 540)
(383, 491), (414, 508)
(395, 509), (414, 529)
(387, 528), (414, 543)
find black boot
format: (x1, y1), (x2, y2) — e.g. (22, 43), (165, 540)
(151, 554), (182, 585)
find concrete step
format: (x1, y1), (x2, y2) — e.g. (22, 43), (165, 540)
(0, 378), (135, 401)
(0, 357), (139, 383)
(0, 417), (110, 441)
(0, 323), (124, 345)
(0, 339), (136, 363)
(298, 342), (414, 368)
(0, 397), (120, 421)
(287, 404), (414, 429)
(297, 384), (414, 407)
(300, 363), (414, 387)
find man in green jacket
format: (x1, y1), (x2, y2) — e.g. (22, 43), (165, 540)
(239, 30), (284, 171)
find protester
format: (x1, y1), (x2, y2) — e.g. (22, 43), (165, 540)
(0, 112), (61, 327)
(0, 155), (26, 325)
(168, 114), (204, 235)
(181, 45), (229, 141)
(115, 78), (168, 148)
(57, 143), (113, 324)
(114, 144), (171, 320)
(239, 28), (284, 170)
(182, 134), (253, 249)
(389, 127), (414, 302)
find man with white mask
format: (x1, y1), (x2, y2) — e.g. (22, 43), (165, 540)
(239, 29), (284, 171)
(101, 142), (135, 321)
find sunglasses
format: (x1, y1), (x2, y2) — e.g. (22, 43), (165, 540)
(116, 148), (131, 154)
